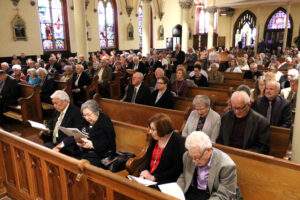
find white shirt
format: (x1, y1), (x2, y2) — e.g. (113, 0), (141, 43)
(98, 67), (104, 83)
(155, 89), (166, 104)
(75, 73), (81, 87)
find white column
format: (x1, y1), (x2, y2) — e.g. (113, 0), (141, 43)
(142, 0), (151, 56)
(292, 77), (300, 162)
(180, 2), (192, 52)
(73, 0), (88, 58)
(283, 3), (291, 50)
(207, 8), (216, 49)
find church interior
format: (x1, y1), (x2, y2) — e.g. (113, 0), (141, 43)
(1, 0), (300, 199)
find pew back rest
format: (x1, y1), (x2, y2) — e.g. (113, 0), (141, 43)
(96, 98), (186, 131)
(0, 129), (176, 200)
(187, 87), (231, 103)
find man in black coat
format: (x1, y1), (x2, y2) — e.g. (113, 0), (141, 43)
(123, 72), (151, 105)
(217, 91), (270, 154)
(253, 80), (291, 128)
(37, 68), (57, 103)
(132, 56), (149, 75)
(172, 44), (186, 67)
(40, 90), (85, 154)
(72, 64), (91, 106)
(0, 70), (20, 124)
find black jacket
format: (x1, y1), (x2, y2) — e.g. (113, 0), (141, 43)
(0, 76), (20, 110)
(217, 109), (270, 154)
(46, 104), (85, 146)
(124, 83), (151, 105)
(150, 89), (174, 109)
(253, 96), (291, 128)
(143, 132), (185, 184)
(82, 112), (116, 158)
(40, 75), (57, 103)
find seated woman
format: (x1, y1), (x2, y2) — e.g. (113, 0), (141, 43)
(150, 76), (174, 109)
(27, 68), (41, 86)
(182, 95), (220, 143)
(11, 64), (26, 83)
(251, 76), (266, 102)
(140, 113), (185, 184)
(171, 66), (188, 97)
(76, 99), (116, 167)
(207, 63), (224, 84)
(60, 65), (74, 82)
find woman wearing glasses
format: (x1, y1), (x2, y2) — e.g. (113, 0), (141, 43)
(139, 113), (185, 184)
(150, 76), (174, 109)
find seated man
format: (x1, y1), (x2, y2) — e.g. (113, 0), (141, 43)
(37, 67), (56, 104)
(189, 63), (209, 87)
(217, 91), (270, 154)
(177, 131), (237, 200)
(40, 90), (84, 153)
(253, 80), (291, 128)
(122, 72), (151, 105)
(0, 70), (20, 124)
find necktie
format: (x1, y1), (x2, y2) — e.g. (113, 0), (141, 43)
(131, 87), (137, 103)
(196, 117), (205, 131)
(266, 101), (272, 123)
(52, 112), (64, 144)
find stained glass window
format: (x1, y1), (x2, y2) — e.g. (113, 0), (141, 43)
(38, 0), (66, 51)
(197, 9), (210, 33)
(98, 0), (116, 49)
(267, 10), (291, 30)
(138, 6), (143, 49)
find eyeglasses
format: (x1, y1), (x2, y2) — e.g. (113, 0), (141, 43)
(231, 104), (248, 112)
(190, 149), (208, 162)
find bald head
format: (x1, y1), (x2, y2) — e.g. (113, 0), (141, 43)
(231, 91), (251, 118)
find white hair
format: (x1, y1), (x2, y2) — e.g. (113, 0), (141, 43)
(133, 71), (144, 80)
(193, 95), (211, 107)
(63, 65), (73, 71)
(1, 62), (9, 67)
(50, 90), (70, 102)
(27, 68), (37, 75)
(185, 131), (212, 153)
(12, 64), (21, 70)
(288, 68), (299, 80)
(266, 80), (281, 92)
(231, 91), (251, 105)
(36, 67), (48, 75)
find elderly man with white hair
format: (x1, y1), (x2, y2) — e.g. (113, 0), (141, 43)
(11, 64), (26, 83)
(177, 131), (237, 200)
(37, 67), (56, 103)
(253, 80), (292, 128)
(123, 71), (151, 105)
(217, 91), (270, 154)
(1, 62), (13, 75)
(40, 90), (84, 152)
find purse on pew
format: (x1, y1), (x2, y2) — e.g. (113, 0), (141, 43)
(101, 151), (135, 172)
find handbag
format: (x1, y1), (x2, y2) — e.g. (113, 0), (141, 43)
(101, 151), (135, 172)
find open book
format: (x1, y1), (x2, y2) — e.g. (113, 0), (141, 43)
(28, 120), (50, 132)
(158, 183), (185, 200)
(59, 127), (89, 139)
(127, 175), (157, 186)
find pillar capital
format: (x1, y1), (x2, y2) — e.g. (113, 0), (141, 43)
(179, 0), (193, 9)
(205, 6), (218, 13)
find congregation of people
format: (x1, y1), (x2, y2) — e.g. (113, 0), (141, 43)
(1, 43), (299, 199)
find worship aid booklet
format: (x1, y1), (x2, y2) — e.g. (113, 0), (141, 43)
(158, 183), (185, 200)
(28, 120), (49, 132)
(59, 127), (89, 139)
(127, 175), (157, 186)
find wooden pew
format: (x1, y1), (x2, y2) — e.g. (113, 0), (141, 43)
(122, 123), (300, 200)
(3, 84), (43, 122)
(0, 128), (176, 200)
(95, 97), (186, 131)
(186, 87), (232, 103)
(94, 97), (290, 158)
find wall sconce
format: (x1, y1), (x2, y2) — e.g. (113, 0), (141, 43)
(11, 0), (20, 7)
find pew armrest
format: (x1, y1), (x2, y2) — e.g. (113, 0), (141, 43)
(125, 148), (148, 176)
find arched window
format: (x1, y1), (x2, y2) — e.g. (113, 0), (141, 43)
(98, 0), (118, 49)
(233, 10), (256, 48)
(138, 6), (143, 49)
(38, 0), (68, 51)
(264, 7), (293, 50)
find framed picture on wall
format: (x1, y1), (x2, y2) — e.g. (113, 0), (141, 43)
(127, 22), (134, 40)
(11, 14), (27, 41)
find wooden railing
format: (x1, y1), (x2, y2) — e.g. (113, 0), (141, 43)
(0, 128), (176, 200)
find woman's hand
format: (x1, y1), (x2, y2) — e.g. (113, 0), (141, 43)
(140, 170), (155, 181)
(76, 138), (94, 149)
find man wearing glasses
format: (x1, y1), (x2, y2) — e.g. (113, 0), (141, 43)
(217, 91), (270, 154)
(177, 131), (237, 200)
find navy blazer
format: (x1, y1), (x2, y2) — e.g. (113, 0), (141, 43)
(124, 83), (151, 105)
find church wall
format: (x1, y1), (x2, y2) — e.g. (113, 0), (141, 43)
(0, 0), (43, 57)
(217, 3), (300, 49)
